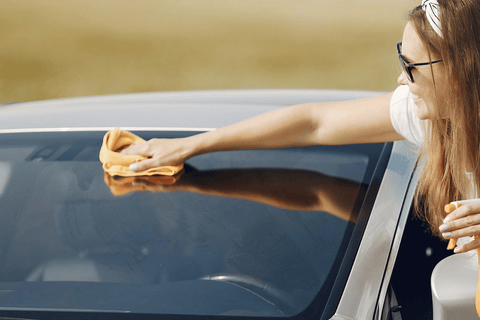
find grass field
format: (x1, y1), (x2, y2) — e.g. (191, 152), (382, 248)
(0, 0), (418, 103)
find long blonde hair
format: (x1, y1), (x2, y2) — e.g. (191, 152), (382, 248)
(411, 0), (480, 236)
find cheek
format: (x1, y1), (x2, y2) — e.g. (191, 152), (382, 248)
(431, 66), (449, 117)
(415, 74), (445, 119)
(431, 81), (449, 118)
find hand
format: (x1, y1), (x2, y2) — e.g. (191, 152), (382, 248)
(119, 138), (192, 171)
(440, 203), (480, 253)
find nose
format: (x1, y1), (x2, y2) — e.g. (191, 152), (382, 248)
(397, 71), (408, 85)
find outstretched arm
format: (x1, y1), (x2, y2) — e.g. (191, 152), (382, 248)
(121, 91), (404, 170)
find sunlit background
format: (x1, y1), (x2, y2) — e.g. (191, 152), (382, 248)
(0, 0), (417, 103)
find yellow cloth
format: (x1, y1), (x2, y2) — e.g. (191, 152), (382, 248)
(99, 128), (183, 177)
(103, 172), (182, 196)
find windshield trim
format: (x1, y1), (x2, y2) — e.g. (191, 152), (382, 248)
(330, 141), (419, 319)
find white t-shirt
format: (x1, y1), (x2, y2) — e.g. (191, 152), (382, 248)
(389, 85), (426, 146)
(389, 85), (474, 248)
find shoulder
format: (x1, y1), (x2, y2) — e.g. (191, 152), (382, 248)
(389, 85), (426, 146)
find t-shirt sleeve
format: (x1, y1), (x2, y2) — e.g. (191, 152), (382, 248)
(389, 85), (426, 146)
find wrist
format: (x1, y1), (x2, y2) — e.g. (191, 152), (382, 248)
(182, 133), (208, 160)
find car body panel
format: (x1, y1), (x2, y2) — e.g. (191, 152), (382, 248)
(0, 89), (421, 320)
(0, 89), (382, 132)
(431, 251), (479, 319)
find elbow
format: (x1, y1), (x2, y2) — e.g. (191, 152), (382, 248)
(303, 103), (331, 145)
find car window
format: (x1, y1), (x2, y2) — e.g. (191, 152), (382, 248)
(0, 131), (390, 319)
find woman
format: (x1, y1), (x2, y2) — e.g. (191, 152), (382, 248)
(122, 0), (480, 254)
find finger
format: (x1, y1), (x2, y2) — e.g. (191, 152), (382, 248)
(445, 203), (480, 222)
(119, 142), (148, 155)
(453, 238), (480, 254)
(441, 212), (480, 233)
(129, 158), (159, 171)
(442, 224), (480, 239)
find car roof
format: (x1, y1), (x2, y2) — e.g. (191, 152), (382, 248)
(0, 89), (383, 132)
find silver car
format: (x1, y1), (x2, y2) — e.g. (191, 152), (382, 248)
(0, 90), (429, 319)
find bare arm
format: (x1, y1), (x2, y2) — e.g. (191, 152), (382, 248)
(122, 91), (404, 170)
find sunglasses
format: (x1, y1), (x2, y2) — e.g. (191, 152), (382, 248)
(397, 42), (443, 82)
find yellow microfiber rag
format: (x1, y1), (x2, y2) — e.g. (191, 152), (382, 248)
(99, 128), (184, 177)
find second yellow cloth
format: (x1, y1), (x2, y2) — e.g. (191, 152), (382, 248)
(99, 128), (183, 177)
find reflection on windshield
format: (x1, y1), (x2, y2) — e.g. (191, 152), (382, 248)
(105, 164), (361, 222)
(104, 171), (183, 196)
(0, 162), (11, 197)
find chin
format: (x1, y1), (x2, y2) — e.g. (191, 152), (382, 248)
(414, 100), (437, 120)
(415, 111), (429, 120)
(417, 111), (441, 120)
(414, 102), (427, 120)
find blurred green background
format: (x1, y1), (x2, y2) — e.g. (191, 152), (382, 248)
(0, 0), (417, 103)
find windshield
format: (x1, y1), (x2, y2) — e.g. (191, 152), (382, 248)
(0, 131), (389, 318)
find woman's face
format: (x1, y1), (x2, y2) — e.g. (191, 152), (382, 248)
(397, 22), (448, 120)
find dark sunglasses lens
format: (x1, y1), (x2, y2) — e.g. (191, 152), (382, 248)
(399, 58), (414, 82)
(406, 68), (413, 82)
(398, 57), (410, 81)
(397, 42), (414, 82)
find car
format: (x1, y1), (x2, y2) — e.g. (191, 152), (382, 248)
(0, 89), (442, 320)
